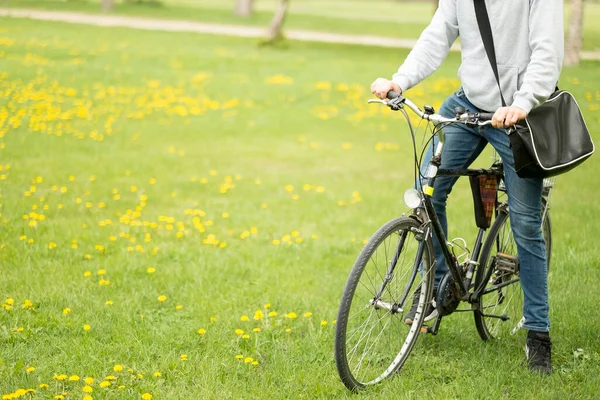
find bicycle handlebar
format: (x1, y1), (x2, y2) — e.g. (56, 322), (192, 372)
(372, 91), (494, 126)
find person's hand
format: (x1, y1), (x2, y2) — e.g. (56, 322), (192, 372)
(492, 106), (527, 128)
(370, 78), (402, 100)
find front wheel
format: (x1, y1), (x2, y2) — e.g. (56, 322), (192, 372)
(473, 205), (552, 341)
(334, 216), (435, 391)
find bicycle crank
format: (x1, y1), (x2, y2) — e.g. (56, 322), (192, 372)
(436, 271), (462, 316)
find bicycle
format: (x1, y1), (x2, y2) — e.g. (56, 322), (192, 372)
(333, 92), (553, 391)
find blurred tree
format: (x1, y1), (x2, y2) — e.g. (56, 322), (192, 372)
(565, 0), (585, 66)
(101, 0), (115, 11)
(264, 0), (289, 43)
(234, 0), (254, 17)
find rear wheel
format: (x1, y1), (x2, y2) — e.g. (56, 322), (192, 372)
(334, 216), (435, 391)
(473, 205), (552, 341)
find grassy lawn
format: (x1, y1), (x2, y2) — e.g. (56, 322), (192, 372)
(1, 16), (600, 399)
(2, 0), (600, 51)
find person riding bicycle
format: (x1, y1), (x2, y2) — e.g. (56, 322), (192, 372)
(371, 0), (563, 374)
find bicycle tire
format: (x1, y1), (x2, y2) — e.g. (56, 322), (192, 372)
(334, 216), (435, 391)
(473, 205), (552, 341)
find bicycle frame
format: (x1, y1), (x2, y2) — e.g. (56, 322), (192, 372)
(412, 132), (503, 301)
(370, 92), (553, 319)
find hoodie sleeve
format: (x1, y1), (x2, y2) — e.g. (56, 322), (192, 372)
(392, 0), (459, 92)
(511, 0), (564, 113)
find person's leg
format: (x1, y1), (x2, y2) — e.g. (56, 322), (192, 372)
(482, 125), (552, 374)
(404, 89), (487, 325)
(422, 89), (488, 286)
(482, 128), (549, 332)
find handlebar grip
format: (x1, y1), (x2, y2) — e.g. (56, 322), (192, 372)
(386, 91), (401, 100)
(478, 112), (495, 121)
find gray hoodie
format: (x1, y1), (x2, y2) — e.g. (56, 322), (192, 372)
(392, 0), (564, 113)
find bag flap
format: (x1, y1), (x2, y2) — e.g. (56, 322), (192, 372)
(516, 91), (594, 170)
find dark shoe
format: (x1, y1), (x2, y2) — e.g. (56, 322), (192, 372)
(403, 286), (437, 325)
(525, 330), (552, 375)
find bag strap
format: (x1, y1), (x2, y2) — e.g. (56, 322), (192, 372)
(474, 0), (506, 107)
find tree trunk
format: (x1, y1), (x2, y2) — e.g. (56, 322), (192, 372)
(234, 0), (254, 18)
(265, 0), (289, 42)
(564, 0), (584, 66)
(101, 0), (115, 12)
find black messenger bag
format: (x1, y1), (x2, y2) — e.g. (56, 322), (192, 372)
(474, 0), (594, 178)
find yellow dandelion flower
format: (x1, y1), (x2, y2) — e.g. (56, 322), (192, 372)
(83, 270), (92, 277)
(141, 393), (153, 400)
(285, 312), (297, 319)
(284, 185), (294, 192)
(26, 367), (35, 373)
(321, 320), (328, 326)
(82, 385), (93, 393)
(105, 300), (113, 305)
(242, 334), (250, 339)
(39, 383), (49, 389)
(304, 312), (312, 318)
(180, 354), (188, 361)
(235, 329), (244, 335)
(63, 308), (71, 315)
(197, 328), (206, 335)
(272, 239), (280, 245)
(285, 328), (292, 333)
(84, 377), (94, 385)
(97, 269), (106, 275)
(147, 267), (155, 274)
(153, 371), (161, 377)
(113, 364), (123, 372)
(157, 295), (167, 302)
(252, 361), (259, 366)
(99, 381), (110, 388)
(235, 354), (244, 360)
(253, 328), (261, 333)
(254, 309), (264, 320)
(22, 299), (33, 309)
(176, 305), (183, 310)
(268, 311), (277, 317)
(244, 357), (254, 363)
(210, 317), (217, 322)
(265, 75), (293, 85)
(83, 396), (93, 400)
(68, 375), (80, 381)
(264, 303), (271, 309)
(240, 315), (249, 321)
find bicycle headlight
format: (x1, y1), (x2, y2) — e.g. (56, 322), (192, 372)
(403, 188), (422, 209)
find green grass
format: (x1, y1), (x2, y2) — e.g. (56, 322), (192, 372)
(3, 0), (600, 51)
(0, 16), (600, 399)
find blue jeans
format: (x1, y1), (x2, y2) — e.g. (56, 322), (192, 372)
(422, 89), (549, 332)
